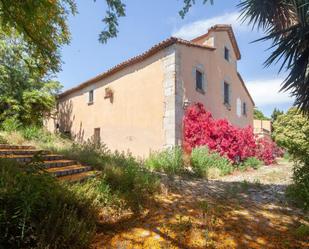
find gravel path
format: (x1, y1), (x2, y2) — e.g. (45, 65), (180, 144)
(94, 159), (309, 249)
(164, 158), (295, 206)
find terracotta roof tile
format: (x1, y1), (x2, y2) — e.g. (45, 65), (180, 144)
(191, 24), (241, 60)
(59, 37), (215, 98)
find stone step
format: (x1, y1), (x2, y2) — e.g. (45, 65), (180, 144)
(0, 144), (35, 150)
(58, 170), (99, 182)
(0, 143), (95, 182)
(0, 154), (65, 163)
(42, 159), (77, 168)
(0, 149), (49, 155)
(46, 165), (92, 177)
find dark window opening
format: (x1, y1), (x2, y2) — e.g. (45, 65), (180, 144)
(88, 90), (94, 103)
(224, 47), (229, 61)
(242, 102), (247, 116)
(224, 82), (230, 105)
(196, 70), (204, 92)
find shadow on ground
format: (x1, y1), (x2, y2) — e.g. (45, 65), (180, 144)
(93, 175), (309, 249)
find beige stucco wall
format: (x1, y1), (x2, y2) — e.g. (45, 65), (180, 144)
(253, 119), (272, 138)
(177, 31), (254, 129)
(47, 30), (255, 157)
(55, 50), (170, 157)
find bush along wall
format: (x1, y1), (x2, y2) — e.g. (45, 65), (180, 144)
(183, 103), (281, 165)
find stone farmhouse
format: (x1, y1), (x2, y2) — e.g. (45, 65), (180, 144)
(45, 24), (255, 157)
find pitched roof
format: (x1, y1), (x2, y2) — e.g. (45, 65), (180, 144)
(237, 72), (255, 106)
(59, 37), (215, 98)
(191, 24), (241, 60)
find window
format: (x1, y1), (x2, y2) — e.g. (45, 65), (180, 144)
(236, 98), (241, 117)
(242, 102), (247, 116)
(88, 90), (94, 104)
(195, 69), (204, 92)
(224, 47), (229, 61)
(224, 82), (230, 105)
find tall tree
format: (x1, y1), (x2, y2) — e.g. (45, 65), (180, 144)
(253, 108), (269, 120)
(239, 0), (309, 113)
(0, 0), (77, 74)
(271, 108), (284, 122)
(272, 108), (309, 209)
(0, 31), (62, 126)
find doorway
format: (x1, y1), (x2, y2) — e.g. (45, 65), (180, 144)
(94, 128), (101, 146)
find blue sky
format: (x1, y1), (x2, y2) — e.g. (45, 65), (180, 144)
(56, 0), (294, 117)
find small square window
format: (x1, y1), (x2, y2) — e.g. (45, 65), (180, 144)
(196, 70), (204, 92)
(224, 82), (230, 105)
(224, 47), (229, 61)
(88, 90), (94, 104)
(242, 102), (247, 116)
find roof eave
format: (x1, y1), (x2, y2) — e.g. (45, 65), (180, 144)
(237, 72), (255, 106)
(58, 37), (215, 98)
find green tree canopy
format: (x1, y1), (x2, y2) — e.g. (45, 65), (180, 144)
(0, 31), (62, 126)
(273, 107), (309, 162)
(0, 0), (77, 74)
(239, 0), (309, 113)
(271, 108), (284, 123)
(253, 108), (269, 120)
(273, 107), (309, 209)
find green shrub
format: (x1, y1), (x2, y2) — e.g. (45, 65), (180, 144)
(0, 158), (97, 249)
(190, 146), (233, 178)
(0, 133), (7, 144)
(145, 146), (184, 175)
(283, 152), (291, 161)
(293, 224), (309, 239)
(1, 116), (22, 132)
(104, 155), (160, 213)
(286, 162), (309, 211)
(241, 157), (262, 170)
(68, 176), (121, 209)
(21, 126), (55, 143)
(59, 140), (111, 168)
(273, 108), (309, 210)
(58, 141), (160, 213)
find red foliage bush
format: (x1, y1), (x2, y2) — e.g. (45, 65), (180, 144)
(183, 103), (279, 165)
(183, 103), (255, 163)
(255, 137), (283, 165)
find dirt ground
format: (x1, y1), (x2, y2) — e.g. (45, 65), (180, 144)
(93, 159), (309, 249)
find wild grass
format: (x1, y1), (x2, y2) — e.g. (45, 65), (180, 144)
(145, 146), (184, 175)
(0, 128), (162, 247)
(190, 146), (233, 178)
(0, 158), (97, 249)
(238, 157), (263, 171)
(286, 162), (309, 211)
(54, 140), (161, 213)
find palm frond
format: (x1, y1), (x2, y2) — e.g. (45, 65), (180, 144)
(238, 0), (309, 113)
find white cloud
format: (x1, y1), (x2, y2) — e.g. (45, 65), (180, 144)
(172, 12), (249, 40)
(246, 78), (294, 106)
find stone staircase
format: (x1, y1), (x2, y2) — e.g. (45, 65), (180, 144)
(0, 144), (97, 182)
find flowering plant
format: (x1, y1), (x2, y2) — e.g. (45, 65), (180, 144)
(183, 103), (278, 165)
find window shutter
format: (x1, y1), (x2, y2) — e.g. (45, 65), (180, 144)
(237, 98), (241, 117)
